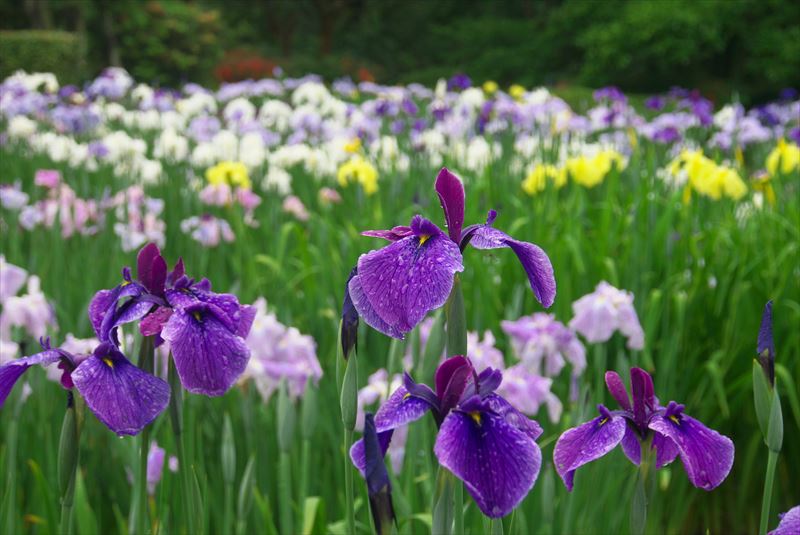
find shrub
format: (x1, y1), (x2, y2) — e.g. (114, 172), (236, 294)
(0, 31), (85, 84)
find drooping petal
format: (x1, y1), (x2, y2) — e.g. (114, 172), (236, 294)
(351, 384), (431, 473)
(348, 274), (405, 339)
(648, 413), (734, 490)
(435, 167), (465, 242)
(374, 384), (432, 433)
(161, 302), (250, 396)
(72, 351), (169, 436)
(553, 412), (626, 491)
(484, 393), (543, 441)
(620, 425), (642, 465)
(0, 350), (61, 407)
(354, 219), (463, 338)
(464, 224), (555, 308)
(605, 371), (631, 411)
(769, 505), (800, 535)
(434, 408), (541, 518)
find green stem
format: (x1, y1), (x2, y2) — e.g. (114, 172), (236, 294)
(432, 467), (456, 535)
(58, 395), (81, 535)
(168, 358), (196, 535)
(135, 337), (154, 535)
(758, 450), (779, 535)
(630, 436), (653, 535)
(454, 482), (464, 535)
(344, 429), (356, 535)
(490, 517), (504, 535)
(278, 451), (293, 535)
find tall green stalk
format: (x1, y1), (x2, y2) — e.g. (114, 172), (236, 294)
(133, 336), (154, 535)
(340, 347), (358, 535)
(168, 358), (197, 535)
(58, 392), (82, 535)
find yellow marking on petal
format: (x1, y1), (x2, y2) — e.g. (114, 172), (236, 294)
(669, 415), (680, 425)
(121, 280), (131, 286)
(193, 311), (203, 322)
(418, 234), (431, 246)
(469, 411), (482, 426)
(599, 417), (608, 426)
(403, 392), (411, 401)
(103, 358), (114, 369)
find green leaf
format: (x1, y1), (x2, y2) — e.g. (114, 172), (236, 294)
(752, 359), (771, 440)
(766, 388), (783, 453)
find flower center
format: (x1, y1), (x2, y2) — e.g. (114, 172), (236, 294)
(418, 234), (431, 246)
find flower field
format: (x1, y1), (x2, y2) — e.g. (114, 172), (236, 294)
(1, 68), (799, 534)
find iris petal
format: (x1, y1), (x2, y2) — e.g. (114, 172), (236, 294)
(553, 415), (626, 491)
(350, 385), (430, 473)
(435, 167), (465, 243)
(434, 409), (541, 518)
(161, 302), (250, 396)
(353, 223), (463, 338)
(465, 225), (556, 308)
(0, 350), (61, 407)
(648, 413), (734, 490)
(72, 353), (169, 436)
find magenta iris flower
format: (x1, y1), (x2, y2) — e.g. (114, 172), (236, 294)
(350, 356), (543, 518)
(554, 367), (734, 491)
(90, 243), (255, 396)
(347, 168), (555, 339)
(0, 338), (169, 436)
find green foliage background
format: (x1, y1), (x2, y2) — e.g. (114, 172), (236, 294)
(1, 0), (799, 101)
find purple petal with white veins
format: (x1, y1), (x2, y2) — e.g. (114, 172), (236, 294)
(466, 225), (555, 308)
(348, 274), (405, 339)
(553, 414), (626, 491)
(161, 302), (250, 396)
(72, 353), (169, 435)
(484, 393), (543, 441)
(434, 408), (541, 518)
(0, 350), (61, 407)
(605, 371), (631, 411)
(435, 167), (465, 242)
(769, 505), (800, 535)
(355, 222), (463, 337)
(374, 385), (431, 433)
(648, 413), (734, 490)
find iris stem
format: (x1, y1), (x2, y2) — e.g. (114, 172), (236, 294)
(432, 466), (455, 535)
(57, 395), (81, 535)
(630, 436), (653, 535)
(135, 336), (154, 535)
(168, 358), (196, 535)
(758, 449), (778, 535)
(454, 482), (463, 535)
(344, 428), (356, 535)
(278, 451), (293, 535)
(490, 517), (504, 535)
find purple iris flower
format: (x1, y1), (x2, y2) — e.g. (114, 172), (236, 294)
(90, 243), (255, 396)
(0, 338), (169, 436)
(554, 367), (734, 491)
(346, 168), (555, 340)
(769, 506), (800, 535)
(447, 73), (472, 91)
(350, 356), (543, 518)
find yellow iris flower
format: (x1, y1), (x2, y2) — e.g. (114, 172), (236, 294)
(766, 138), (800, 176)
(337, 156), (379, 196)
(669, 150), (747, 203)
(483, 80), (499, 95)
(566, 149), (626, 188)
(205, 161), (252, 190)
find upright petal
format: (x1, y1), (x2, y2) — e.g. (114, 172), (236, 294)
(464, 225), (555, 308)
(0, 350), (61, 407)
(72, 351), (169, 435)
(553, 411), (626, 491)
(648, 413), (734, 490)
(435, 167), (465, 242)
(434, 408), (541, 517)
(605, 371), (631, 411)
(137, 243), (167, 297)
(355, 222), (463, 337)
(161, 302), (250, 396)
(630, 367), (655, 428)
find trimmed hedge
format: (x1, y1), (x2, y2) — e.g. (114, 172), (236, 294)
(0, 31), (85, 84)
